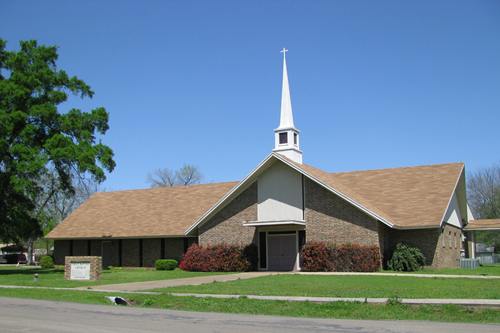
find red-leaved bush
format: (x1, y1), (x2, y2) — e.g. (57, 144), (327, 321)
(179, 243), (258, 272)
(300, 242), (381, 272)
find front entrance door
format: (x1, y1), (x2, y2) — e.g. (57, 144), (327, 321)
(267, 233), (297, 271)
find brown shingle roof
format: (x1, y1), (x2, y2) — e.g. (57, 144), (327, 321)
(284, 157), (464, 228)
(48, 154), (465, 239)
(47, 182), (238, 239)
(464, 219), (500, 231)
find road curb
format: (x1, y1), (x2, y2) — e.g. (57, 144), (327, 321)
(169, 292), (500, 307)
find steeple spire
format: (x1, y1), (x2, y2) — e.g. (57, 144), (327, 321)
(273, 48), (302, 164)
(278, 48), (294, 129)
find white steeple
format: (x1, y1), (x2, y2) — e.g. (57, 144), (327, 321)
(273, 48), (302, 164)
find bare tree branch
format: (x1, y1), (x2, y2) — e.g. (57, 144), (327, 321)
(147, 164), (202, 187)
(176, 164), (202, 186)
(467, 163), (500, 219)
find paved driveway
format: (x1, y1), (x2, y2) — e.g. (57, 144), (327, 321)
(1, 297), (499, 333)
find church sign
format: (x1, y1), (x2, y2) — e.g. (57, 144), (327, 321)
(64, 256), (102, 281)
(70, 262), (91, 280)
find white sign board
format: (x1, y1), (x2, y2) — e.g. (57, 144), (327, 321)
(70, 262), (91, 280)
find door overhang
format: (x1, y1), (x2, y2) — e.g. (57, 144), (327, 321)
(243, 220), (305, 227)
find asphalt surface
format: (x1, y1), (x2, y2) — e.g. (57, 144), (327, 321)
(1, 297), (499, 333)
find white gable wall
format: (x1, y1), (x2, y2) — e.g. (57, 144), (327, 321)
(443, 192), (463, 228)
(257, 162), (303, 221)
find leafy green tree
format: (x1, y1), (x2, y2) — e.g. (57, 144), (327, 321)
(0, 39), (115, 261)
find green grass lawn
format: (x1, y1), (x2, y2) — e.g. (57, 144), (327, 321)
(0, 266), (227, 288)
(0, 287), (498, 323)
(158, 274), (500, 299)
(383, 264), (500, 276)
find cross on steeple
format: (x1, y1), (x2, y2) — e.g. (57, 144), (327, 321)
(273, 48), (303, 164)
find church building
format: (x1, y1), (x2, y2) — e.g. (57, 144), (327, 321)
(48, 50), (475, 270)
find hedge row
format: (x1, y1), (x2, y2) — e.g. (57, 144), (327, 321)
(179, 244), (258, 272)
(300, 242), (381, 272)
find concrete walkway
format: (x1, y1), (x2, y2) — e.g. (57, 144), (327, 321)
(75, 270), (499, 292)
(294, 272), (500, 279)
(170, 292), (500, 307)
(79, 272), (276, 292)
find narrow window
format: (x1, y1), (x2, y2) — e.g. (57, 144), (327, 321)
(298, 230), (306, 249)
(279, 132), (287, 144)
(441, 229), (445, 248)
(293, 133), (298, 145)
(259, 232), (267, 269)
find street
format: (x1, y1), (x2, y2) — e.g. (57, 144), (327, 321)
(0, 297), (498, 333)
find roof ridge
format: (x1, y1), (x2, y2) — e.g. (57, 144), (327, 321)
(94, 181), (239, 195)
(328, 162), (464, 175)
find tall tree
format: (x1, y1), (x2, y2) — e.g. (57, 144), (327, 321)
(467, 163), (500, 250)
(148, 164), (202, 187)
(0, 39), (115, 261)
(467, 163), (500, 219)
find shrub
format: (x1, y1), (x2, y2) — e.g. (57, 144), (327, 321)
(179, 243), (257, 272)
(300, 242), (333, 271)
(39, 255), (54, 269)
(155, 259), (178, 271)
(387, 243), (426, 272)
(300, 242), (381, 272)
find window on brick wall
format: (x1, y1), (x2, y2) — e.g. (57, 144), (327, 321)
(441, 229), (445, 248)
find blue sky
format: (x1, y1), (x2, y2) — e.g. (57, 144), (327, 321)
(2, 1), (499, 191)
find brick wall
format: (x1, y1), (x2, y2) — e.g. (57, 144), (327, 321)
(64, 256), (102, 280)
(54, 240), (71, 265)
(90, 240), (102, 257)
(165, 238), (185, 260)
(122, 239), (140, 266)
(54, 237), (191, 267)
(143, 238), (161, 267)
(381, 223), (461, 268)
(382, 226), (439, 266)
(434, 224), (462, 268)
(72, 240), (89, 256)
(199, 182), (258, 246)
(304, 179), (380, 246)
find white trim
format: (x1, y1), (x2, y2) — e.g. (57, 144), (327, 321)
(243, 220), (305, 227)
(185, 153), (275, 235)
(185, 153), (396, 235)
(438, 164), (465, 229)
(295, 230), (300, 271)
(465, 227), (500, 231)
